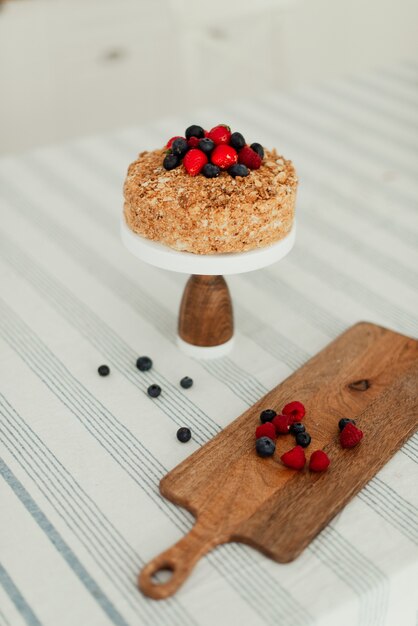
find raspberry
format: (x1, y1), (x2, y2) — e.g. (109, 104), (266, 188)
(238, 146), (262, 170)
(255, 422), (276, 440)
(272, 414), (290, 434)
(187, 136), (200, 148)
(309, 450), (330, 472)
(183, 149), (208, 176)
(207, 124), (231, 146)
(340, 423), (363, 448)
(281, 446), (306, 470)
(211, 145), (238, 170)
(282, 401), (305, 423)
(166, 136), (184, 148)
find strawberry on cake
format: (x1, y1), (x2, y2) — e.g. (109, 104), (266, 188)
(123, 124), (297, 255)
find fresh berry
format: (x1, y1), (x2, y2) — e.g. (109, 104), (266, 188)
(211, 145), (238, 170)
(98, 365), (110, 376)
(281, 446), (306, 470)
(272, 414), (290, 435)
(147, 384), (161, 398)
(282, 401), (306, 423)
(166, 136), (183, 148)
(171, 138), (189, 158)
(289, 422), (305, 435)
(185, 125), (205, 140)
(202, 163), (221, 178)
(228, 164), (249, 178)
(230, 132), (246, 151)
(136, 356), (153, 371)
(163, 153), (180, 171)
(309, 450), (330, 472)
(207, 124), (231, 146)
(177, 427), (191, 443)
(180, 376), (193, 389)
(295, 432), (311, 448)
(183, 149), (208, 176)
(256, 422), (276, 440)
(238, 146), (262, 170)
(260, 409), (277, 423)
(250, 143), (264, 159)
(187, 136), (200, 148)
(340, 423), (363, 448)
(198, 138), (215, 155)
(338, 418), (356, 431)
(256, 436), (276, 457)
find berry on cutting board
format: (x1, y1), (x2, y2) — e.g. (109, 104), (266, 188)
(211, 145), (238, 170)
(207, 124), (231, 145)
(272, 414), (290, 435)
(238, 146), (262, 170)
(340, 422), (363, 448)
(183, 149), (208, 176)
(255, 422), (276, 440)
(185, 125), (205, 140)
(295, 432), (311, 448)
(229, 132), (246, 151)
(201, 163), (221, 178)
(228, 164), (249, 178)
(256, 436), (276, 458)
(280, 446), (306, 470)
(260, 409), (277, 423)
(163, 153), (180, 171)
(309, 450), (330, 472)
(250, 143), (265, 159)
(289, 422), (305, 435)
(171, 137), (189, 158)
(282, 401), (306, 423)
(338, 418), (356, 431)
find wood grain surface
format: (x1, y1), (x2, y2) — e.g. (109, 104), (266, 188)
(178, 274), (233, 347)
(139, 322), (418, 599)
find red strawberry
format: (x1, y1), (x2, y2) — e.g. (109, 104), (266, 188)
(309, 450), (330, 472)
(208, 124), (231, 146)
(211, 145), (238, 170)
(204, 130), (210, 138)
(238, 146), (262, 170)
(281, 446), (306, 470)
(282, 401), (306, 423)
(340, 423), (363, 448)
(183, 149), (208, 176)
(187, 136), (200, 148)
(166, 136), (184, 149)
(272, 414), (290, 435)
(256, 422), (276, 440)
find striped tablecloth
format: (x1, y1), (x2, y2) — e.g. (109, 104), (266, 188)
(1, 59), (417, 626)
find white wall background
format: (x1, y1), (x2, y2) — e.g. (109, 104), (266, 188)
(0, 0), (417, 155)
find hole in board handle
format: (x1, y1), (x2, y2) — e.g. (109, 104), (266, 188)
(150, 565), (175, 585)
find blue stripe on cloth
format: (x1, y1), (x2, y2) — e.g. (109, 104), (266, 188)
(0, 563), (42, 626)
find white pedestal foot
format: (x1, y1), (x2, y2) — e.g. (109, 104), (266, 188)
(176, 336), (234, 359)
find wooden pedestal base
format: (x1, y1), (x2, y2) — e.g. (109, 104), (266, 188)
(178, 275), (233, 348)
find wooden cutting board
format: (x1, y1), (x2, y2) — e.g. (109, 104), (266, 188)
(139, 322), (418, 599)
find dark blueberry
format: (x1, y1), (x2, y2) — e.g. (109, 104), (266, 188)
(180, 376), (193, 389)
(228, 163), (249, 178)
(171, 138), (188, 158)
(202, 163), (221, 178)
(136, 356), (153, 371)
(163, 153), (180, 171)
(198, 137), (215, 155)
(289, 422), (305, 435)
(338, 418), (356, 431)
(185, 125), (205, 140)
(230, 132), (246, 151)
(295, 432), (311, 448)
(98, 365), (110, 376)
(260, 409), (277, 423)
(177, 427), (192, 443)
(256, 436), (276, 457)
(147, 384), (161, 398)
(250, 143), (264, 159)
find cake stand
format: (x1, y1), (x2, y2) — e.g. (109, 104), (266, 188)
(121, 220), (296, 359)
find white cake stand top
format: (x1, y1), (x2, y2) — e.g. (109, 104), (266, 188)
(120, 219), (296, 275)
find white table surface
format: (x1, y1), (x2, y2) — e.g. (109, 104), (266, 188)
(0, 59), (417, 626)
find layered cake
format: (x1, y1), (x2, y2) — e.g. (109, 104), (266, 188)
(123, 124), (297, 255)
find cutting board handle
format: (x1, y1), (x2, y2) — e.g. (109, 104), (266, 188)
(139, 519), (222, 599)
